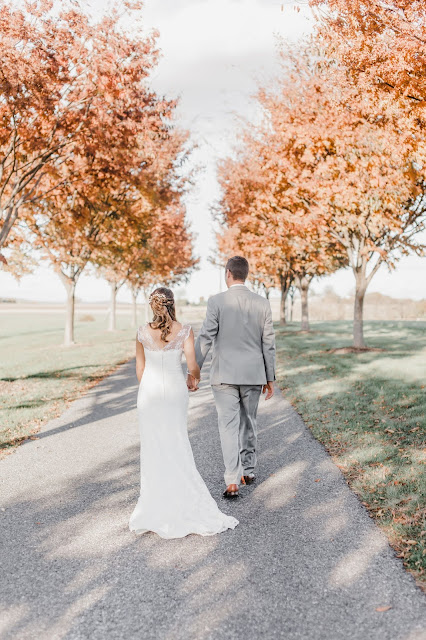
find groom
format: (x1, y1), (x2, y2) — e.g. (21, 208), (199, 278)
(189, 256), (276, 499)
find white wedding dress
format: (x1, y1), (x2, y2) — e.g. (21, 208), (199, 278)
(129, 323), (239, 539)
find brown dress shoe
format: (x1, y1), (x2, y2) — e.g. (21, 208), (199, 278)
(223, 484), (239, 499)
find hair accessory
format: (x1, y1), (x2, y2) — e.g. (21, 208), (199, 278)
(149, 291), (173, 305)
(149, 292), (166, 303)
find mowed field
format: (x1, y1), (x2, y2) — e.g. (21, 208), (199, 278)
(0, 309), (137, 453)
(275, 321), (426, 587)
(0, 303), (206, 454)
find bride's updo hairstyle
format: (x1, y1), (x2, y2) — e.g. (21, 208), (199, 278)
(149, 287), (176, 342)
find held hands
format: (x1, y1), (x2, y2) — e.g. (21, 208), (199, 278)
(187, 375), (272, 396)
(186, 373), (200, 392)
(262, 381), (274, 401)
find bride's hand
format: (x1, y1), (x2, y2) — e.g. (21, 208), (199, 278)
(190, 377), (200, 391)
(186, 373), (199, 392)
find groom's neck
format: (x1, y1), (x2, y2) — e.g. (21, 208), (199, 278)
(227, 279), (245, 288)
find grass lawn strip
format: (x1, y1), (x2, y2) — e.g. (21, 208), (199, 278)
(275, 320), (426, 589)
(0, 312), (136, 455)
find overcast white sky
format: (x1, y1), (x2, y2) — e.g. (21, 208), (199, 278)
(1, 0), (425, 302)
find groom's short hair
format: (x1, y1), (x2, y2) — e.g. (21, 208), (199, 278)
(226, 256), (249, 281)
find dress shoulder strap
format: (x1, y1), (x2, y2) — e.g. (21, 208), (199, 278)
(137, 324), (145, 343)
(183, 324), (192, 341)
(137, 324), (154, 348)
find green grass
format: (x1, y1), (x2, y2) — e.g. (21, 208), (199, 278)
(275, 320), (426, 588)
(0, 312), (136, 452)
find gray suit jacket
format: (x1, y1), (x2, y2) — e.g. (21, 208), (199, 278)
(194, 285), (276, 385)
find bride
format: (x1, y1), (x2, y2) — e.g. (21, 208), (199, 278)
(129, 287), (238, 539)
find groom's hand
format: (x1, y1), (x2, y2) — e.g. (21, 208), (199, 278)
(262, 381), (274, 401)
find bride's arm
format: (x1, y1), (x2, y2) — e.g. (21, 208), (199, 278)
(136, 337), (145, 383)
(183, 328), (201, 382)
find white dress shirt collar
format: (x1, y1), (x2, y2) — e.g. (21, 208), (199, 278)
(229, 283), (247, 288)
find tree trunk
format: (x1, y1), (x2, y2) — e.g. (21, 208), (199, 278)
(295, 274), (311, 331)
(279, 273), (292, 325)
(0, 203), (19, 250)
(279, 288), (287, 324)
(131, 288), (138, 328)
(58, 274), (77, 346)
(108, 282), (118, 331)
(289, 287), (295, 322)
(300, 287), (309, 330)
(353, 274), (367, 348)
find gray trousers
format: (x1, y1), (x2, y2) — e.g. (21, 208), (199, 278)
(211, 384), (262, 486)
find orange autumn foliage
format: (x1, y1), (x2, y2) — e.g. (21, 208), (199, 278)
(216, 49), (346, 328)
(309, 0), (426, 111)
(19, 1), (195, 344)
(0, 0), (166, 257)
(217, 39), (425, 344)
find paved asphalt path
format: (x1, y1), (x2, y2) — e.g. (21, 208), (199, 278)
(1, 353), (426, 640)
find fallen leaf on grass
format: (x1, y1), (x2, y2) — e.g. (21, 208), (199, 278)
(375, 606), (392, 612)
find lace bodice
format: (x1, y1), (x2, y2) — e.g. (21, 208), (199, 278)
(137, 323), (191, 352)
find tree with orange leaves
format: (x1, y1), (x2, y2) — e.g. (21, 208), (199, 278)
(215, 151), (297, 325)
(216, 214), (342, 331)
(217, 39), (425, 344)
(215, 223), (293, 323)
(90, 127), (196, 332)
(216, 84), (345, 330)
(215, 226), (278, 299)
(20, 0), (193, 345)
(27, 119), (188, 345)
(95, 202), (197, 331)
(126, 205), (197, 325)
(271, 40), (426, 346)
(0, 0), (162, 263)
(28, 179), (129, 344)
(29, 135), (193, 345)
(309, 0), (426, 110)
